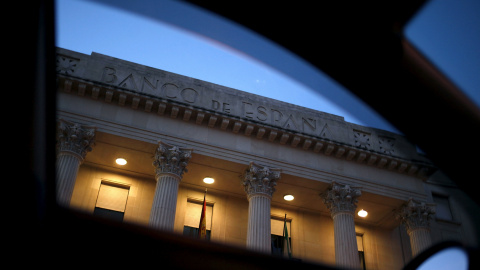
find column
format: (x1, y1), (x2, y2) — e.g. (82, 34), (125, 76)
(242, 162), (281, 253)
(149, 141), (192, 231)
(321, 181), (362, 269)
(56, 119), (96, 207)
(396, 198), (436, 257)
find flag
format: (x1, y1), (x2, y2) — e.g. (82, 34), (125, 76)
(283, 214), (292, 258)
(198, 189), (207, 239)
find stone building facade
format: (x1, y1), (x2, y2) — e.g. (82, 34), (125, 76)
(56, 47), (478, 269)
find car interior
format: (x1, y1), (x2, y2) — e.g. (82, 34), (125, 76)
(22, 0), (480, 269)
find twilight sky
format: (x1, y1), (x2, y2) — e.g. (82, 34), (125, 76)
(56, 0), (479, 133)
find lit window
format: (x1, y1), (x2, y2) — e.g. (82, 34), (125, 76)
(271, 217), (292, 257)
(93, 182), (130, 222)
(357, 234), (366, 270)
(183, 200), (213, 240)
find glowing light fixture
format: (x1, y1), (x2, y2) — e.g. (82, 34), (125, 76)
(358, 209), (368, 217)
(203, 177), (215, 184)
(115, 158), (127, 165)
(283, 194), (294, 201)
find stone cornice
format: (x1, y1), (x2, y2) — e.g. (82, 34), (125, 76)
(55, 48), (436, 179)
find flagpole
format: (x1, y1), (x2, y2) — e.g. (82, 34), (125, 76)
(198, 188), (207, 239)
(283, 213), (292, 259)
(283, 213), (286, 256)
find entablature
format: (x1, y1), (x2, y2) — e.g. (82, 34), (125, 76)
(56, 47), (436, 180)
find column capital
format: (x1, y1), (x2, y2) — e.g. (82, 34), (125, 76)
(56, 119), (96, 161)
(321, 181), (362, 217)
(396, 198), (436, 233)
(153, 141), (193, 180)
(242, 162), (281, 199)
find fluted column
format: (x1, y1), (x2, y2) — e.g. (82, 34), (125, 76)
(149, 141), (192, 231)
(396, 198), (436, 257)
(56, 119), (96, 207)
(242, 162), (281, 253)
(321, 182), (362, 269)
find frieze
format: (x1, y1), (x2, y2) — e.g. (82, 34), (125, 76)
(97, 65), (342, 139)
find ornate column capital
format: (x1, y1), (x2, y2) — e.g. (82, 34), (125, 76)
(242, 162), (281, 199)
(321, 181), (362, 217)
(396, 198), (436, 233)
(56, 119), (96, 161)
(153, 141), (193, 180)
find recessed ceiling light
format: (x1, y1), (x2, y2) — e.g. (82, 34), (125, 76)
(358, 209), (368, 217)
(284, 194), (294, 201)
(203, 177), (214, 184)
(115, 158), (127, 165)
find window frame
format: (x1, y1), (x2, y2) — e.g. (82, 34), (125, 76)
(432, 193), (454, 222)
(93, 180), (131, 221)
(183, 197), (214, 240)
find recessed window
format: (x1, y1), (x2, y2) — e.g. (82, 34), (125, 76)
(183, 200), (213, 240)
(271, 217), (292, 257)
(357, 234), (366, 270)
(93, 182), (130, 222)
(433, 194), (453, 221)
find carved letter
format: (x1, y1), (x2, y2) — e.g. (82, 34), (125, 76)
(256, 106), (267, 121)
(162, 83), (178, 99)
(118, 74), (138, 90)
(181, 88), (198, 103)
(243, 102), (254, 119)
(302, 117), (316, 133)
(283, 114), (299, 131)
(212, 100), (220, 110)
(271, 109), (283, 125)
(142, 76), (160, 93)
(102, 67), (117, 83)
(223, 103), (231, 114)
